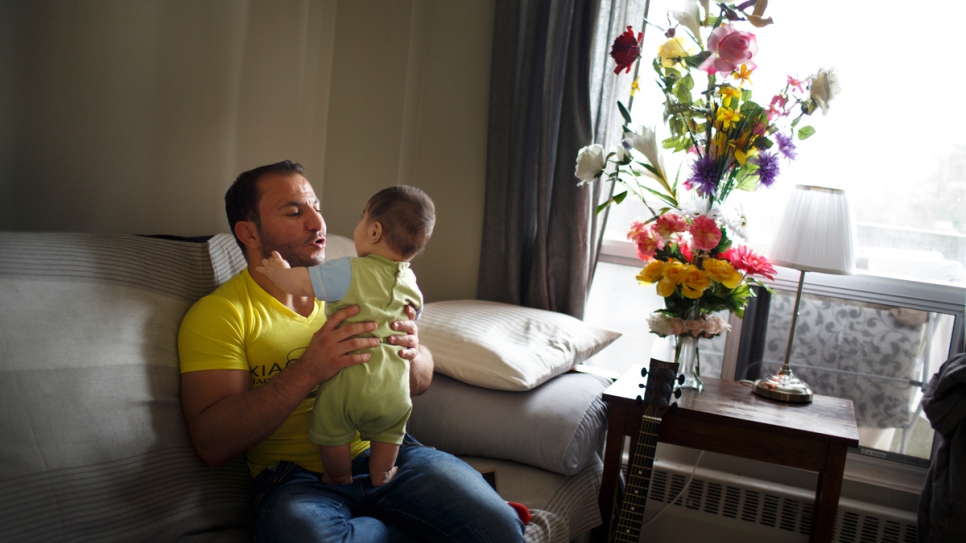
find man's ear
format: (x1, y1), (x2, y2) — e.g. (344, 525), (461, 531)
(234, 221), (261, 253)
(368, 221), (383, 244)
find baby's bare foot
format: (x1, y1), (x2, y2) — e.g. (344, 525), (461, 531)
(370, 466), (398, 487)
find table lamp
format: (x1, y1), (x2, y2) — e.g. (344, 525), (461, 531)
(753, 185), (856, 403)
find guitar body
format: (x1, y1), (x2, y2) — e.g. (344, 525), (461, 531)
(611, 358), (680, 543)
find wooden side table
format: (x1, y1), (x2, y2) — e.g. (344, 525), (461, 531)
(595, 368), (859, 543)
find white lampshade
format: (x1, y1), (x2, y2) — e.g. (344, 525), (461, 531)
(767, 185), (856, 276)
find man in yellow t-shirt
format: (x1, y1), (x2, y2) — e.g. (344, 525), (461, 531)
(177, 160), (526, 542)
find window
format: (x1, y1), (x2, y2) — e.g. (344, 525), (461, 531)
(585, 0), (966, 465)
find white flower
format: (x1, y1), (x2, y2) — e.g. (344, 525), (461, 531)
(716, 202), (749, 240)
(623, 125), (667, 183)
(647, 313), (674, 337)
(678, 195), (710, 218)
(575, 143), (605, 185)
(809, 68), (841, 115)
(672, 0), (704, 48)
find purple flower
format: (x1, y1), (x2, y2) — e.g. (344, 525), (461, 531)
(689, 155), (720, 195)
(754, 151), (780, 187)
(774, 132), (797, 160)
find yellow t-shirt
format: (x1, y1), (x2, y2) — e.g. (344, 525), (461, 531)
(178, 268), (369, 477)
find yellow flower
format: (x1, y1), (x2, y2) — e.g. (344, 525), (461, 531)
(662, 260), (689, 285)
(716, 107), (742, 130)
(630, 77), (641, 97)
(733, 64), (754, 85)
(683, 265), (712, 294)
(734, 146), (758, 166)
(681, 284), (705, 299)
(637, 260), (665, 284)
(704, 259), (744, 288)
(657, 36), (692, 68)
(656, 278), (677, 297)
(718, 86), (742, 108)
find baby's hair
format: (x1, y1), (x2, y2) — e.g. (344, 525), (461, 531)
(366, 186), (436, 258)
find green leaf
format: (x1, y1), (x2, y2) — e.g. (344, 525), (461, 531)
(753, 136), (773, 150)
(595, 191), (628, 215)
(683, 51), (711, 68)
(642, 186), (677, 207)
(618, 102), (632, 125)
(798, 126), (816, 140)
(681, 73), (694, 91)
(639, 162), (663, 179)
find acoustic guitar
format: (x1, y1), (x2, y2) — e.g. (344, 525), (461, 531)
(610, 358), (682, 543)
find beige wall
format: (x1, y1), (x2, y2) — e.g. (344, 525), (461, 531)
(0, 0), (493, 302)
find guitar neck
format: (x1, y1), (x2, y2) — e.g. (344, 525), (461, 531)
(612, 413), (661, 543)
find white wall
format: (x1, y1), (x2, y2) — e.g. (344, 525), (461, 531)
(0, 0), (494, 302)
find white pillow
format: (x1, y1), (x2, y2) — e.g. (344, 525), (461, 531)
(418, 300), (621, 391)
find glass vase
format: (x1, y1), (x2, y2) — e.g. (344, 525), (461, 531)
(673, 334), (702, 392)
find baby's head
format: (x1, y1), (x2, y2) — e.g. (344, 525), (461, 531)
(356, 185), (435, 260)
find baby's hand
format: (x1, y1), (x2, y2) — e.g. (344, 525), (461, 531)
(256, 251), (291, 281)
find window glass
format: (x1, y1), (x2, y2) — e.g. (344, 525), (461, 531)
(599, 0), (966, 280)
(585, 0), (966, 464)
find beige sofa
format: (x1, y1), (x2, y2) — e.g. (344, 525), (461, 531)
(0, 231), (613, 543)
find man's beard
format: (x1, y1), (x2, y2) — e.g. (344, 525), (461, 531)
(257, 228), (325, 268)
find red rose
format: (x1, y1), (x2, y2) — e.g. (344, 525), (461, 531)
(610, 26), (642, 75)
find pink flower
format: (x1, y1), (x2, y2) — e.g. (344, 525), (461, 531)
(722, 245), (776, 280)
(787, 75), (805, 93)
(654, 213), (688, 239)
(767, 94), (788, 120)
(634, 234), (663, 262)
(688, 215), (722, 251)
(670, 317), (686, 336)
(699, 25), (758, 75)
(628, 220), (665, 262)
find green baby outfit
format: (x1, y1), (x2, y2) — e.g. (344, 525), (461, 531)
(307, 254), (421, 447)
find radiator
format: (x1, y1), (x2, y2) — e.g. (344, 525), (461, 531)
(632, 462), (919, 543)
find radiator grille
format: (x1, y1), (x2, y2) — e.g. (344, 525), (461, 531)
(643, 468), (918, 543)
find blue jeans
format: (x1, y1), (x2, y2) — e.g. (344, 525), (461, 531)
(252, 436), (526, 543)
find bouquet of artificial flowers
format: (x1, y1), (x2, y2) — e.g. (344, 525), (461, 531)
(577, 0), (838, 335)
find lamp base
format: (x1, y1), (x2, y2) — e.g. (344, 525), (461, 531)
(753, 370), (813, 404)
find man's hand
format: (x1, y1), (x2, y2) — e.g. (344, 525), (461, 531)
(389, 306), (434, 395)
(389, 305), (420, 360)
(299, 305), (380, 383)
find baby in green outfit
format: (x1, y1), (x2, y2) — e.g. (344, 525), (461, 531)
(258, 185), (435, 487)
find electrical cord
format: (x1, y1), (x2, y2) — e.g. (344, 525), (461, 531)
(640, 450), (705, 530)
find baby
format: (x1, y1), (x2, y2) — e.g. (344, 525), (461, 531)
(258, 185), (435, 487)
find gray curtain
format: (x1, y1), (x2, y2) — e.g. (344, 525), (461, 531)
(477, 0), (642, 318)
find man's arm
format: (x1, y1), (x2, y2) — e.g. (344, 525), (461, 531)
(180, 305), (379, 467)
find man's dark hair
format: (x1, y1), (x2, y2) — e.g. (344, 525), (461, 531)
(366, 185), (436, 258)
(225, 160), (305, 251)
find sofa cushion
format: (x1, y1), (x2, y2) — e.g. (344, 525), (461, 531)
(0, 232), (251, 542)
(417, 299), (621, 391)
(408, 371), (611, 476)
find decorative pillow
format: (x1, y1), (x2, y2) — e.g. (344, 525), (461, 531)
(408, 372), (612, 476)
(417, 300), (621, 391)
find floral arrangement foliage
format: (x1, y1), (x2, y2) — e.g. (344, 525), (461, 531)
(576, 0), (839, 336)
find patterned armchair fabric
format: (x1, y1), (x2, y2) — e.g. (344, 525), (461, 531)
(758, 292), (927, 429)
